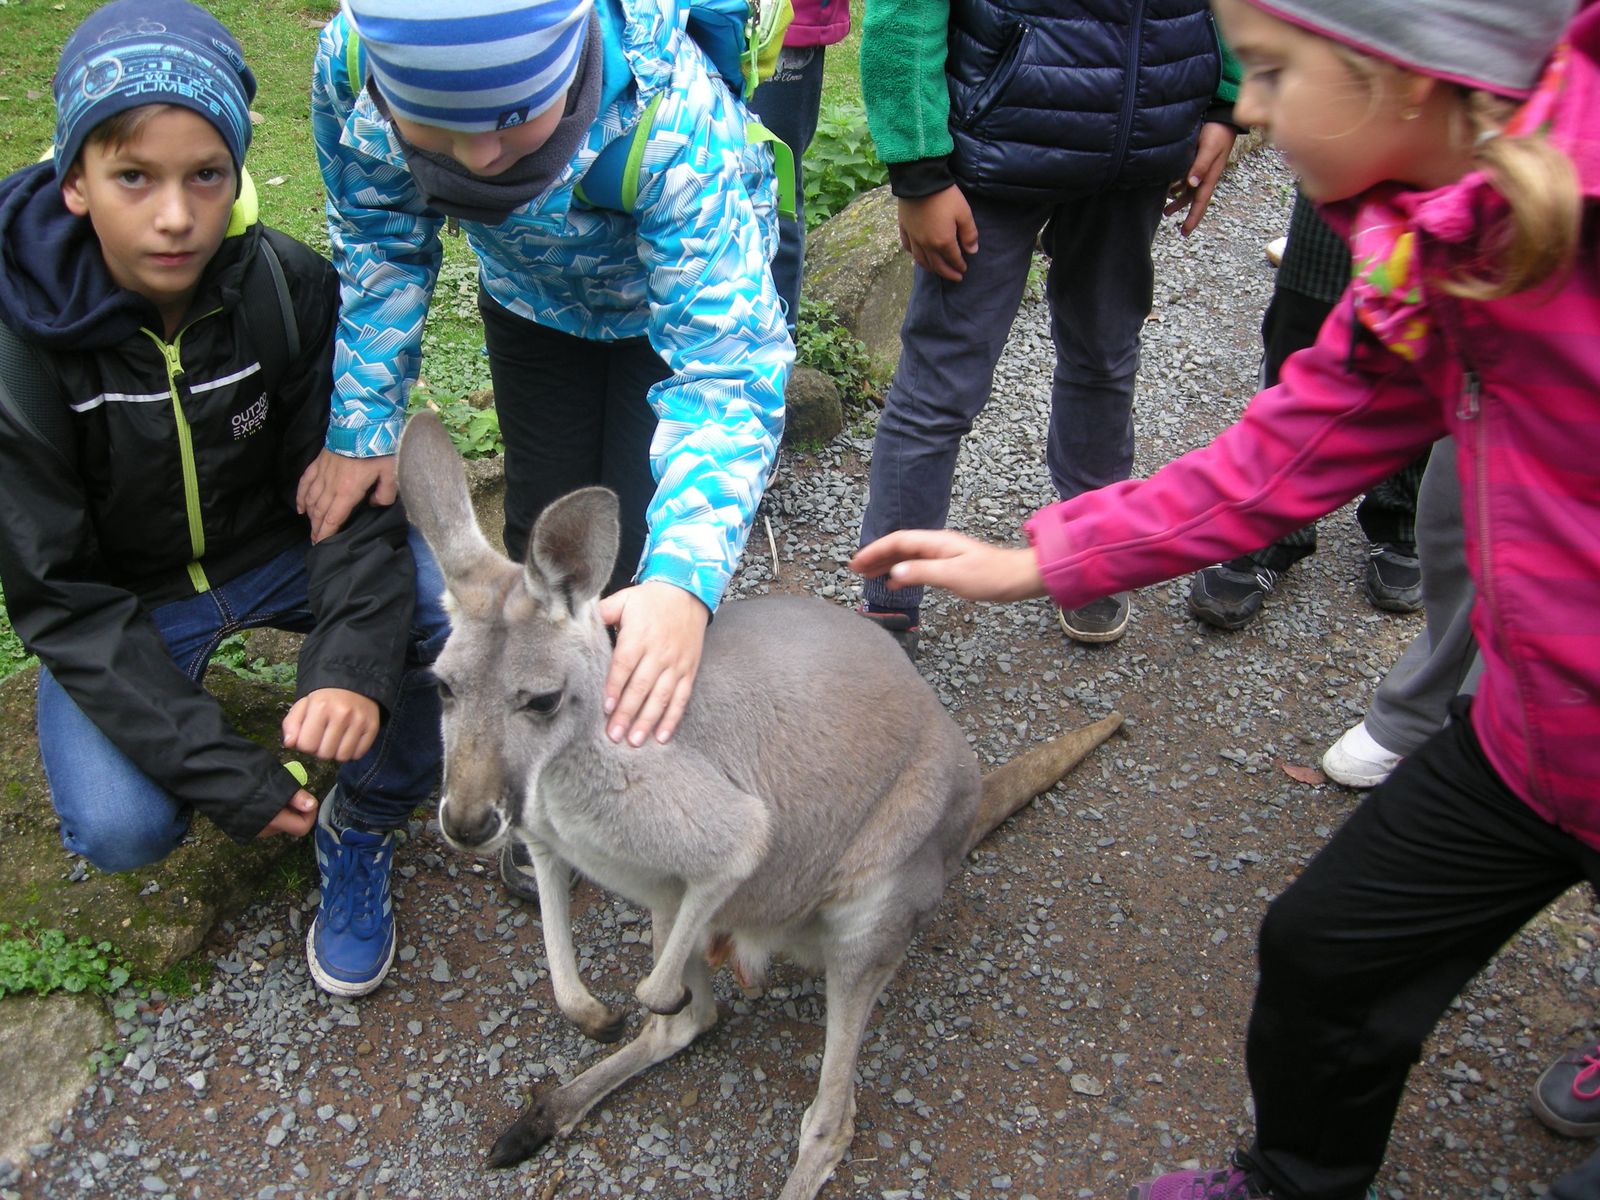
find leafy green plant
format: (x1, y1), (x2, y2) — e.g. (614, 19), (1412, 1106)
(803, 102), (888, 230)
(796, 295), (882, 410)
(213, 633), (297, 687)
(411, 318), (503, 459)
(410, 390), (504, 459)
(0, 582), (35, 683)
(0, 920), (131, 998)
(144, 958), (213, 998)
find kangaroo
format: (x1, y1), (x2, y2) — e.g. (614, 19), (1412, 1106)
(396, 411), (1122, 1200)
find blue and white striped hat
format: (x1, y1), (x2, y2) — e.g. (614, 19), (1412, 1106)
(341, 0), (594, 132)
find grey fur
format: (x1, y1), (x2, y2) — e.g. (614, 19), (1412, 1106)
(397, 411), (1121, 1200)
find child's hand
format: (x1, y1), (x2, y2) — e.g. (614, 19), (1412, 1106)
(283, 688), (381, 762)
(850, 530), (1046, 602)
(1165, 121), (1238, 236)
(897, 185), (980, 282)
(596, 582), (710, 747)
(296, 449), (398, 543)
(259, 789), (318, 839)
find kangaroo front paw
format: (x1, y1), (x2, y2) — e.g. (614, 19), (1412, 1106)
(486, 1092), (560, 1169)
(637, 980), (692, 1015)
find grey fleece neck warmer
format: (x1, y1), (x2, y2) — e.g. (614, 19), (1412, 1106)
(372, 9), (602, 225)
(1249, 0), (1578, 96)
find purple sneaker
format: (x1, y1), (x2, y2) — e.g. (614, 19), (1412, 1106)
(1128, 1163), (1271, 1200)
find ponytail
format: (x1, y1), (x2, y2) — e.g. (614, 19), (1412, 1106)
(1443, 89), (1582, 301)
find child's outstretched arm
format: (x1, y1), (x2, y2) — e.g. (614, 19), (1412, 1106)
(603, 74), (791, 746)
(855, 299), (1451, 611)
(850, 530), (1044, 602)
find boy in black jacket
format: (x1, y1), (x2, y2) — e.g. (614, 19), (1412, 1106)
(0, 0), (445, 998)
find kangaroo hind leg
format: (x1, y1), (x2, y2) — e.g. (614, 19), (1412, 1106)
(775, 920), (912, 1200)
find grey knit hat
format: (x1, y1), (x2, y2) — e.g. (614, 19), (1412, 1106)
(1247, 0), (1578, 97)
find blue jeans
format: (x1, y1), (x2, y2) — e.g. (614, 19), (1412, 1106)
(748, 44), (828, 339)
(860, 184), (1167, 612)
(38, 528), (448, 871)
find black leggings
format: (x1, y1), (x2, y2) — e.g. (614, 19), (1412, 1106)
(479, 295), (671, 592)
(1242, 700), (1600, 1199)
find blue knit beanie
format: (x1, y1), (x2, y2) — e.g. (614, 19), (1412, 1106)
(341, 0), (594, 133)
(1247, 0), (1578, 97)
(53, 0), (257, 179)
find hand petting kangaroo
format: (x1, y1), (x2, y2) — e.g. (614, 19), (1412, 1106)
(396, 411), (1122, 1200)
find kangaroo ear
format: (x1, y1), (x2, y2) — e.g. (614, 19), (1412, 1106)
(396, 412), (504, 588)
(525, 487), (620, 618)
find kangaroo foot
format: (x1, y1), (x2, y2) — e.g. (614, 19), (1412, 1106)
(486, 1091), (561, 1169)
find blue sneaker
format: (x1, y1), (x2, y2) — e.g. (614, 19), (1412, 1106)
(307, 795), (396, 997)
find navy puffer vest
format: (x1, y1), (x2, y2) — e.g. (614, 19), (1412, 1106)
(947, 0), (1220, 203)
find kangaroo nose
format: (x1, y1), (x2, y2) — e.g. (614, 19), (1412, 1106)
(441, 802), (500, 848)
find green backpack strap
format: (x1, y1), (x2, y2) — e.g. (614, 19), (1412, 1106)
(574, 93), (664, 212)
(744, 119), (795, 220)
(0, 319), (73, 468)
(344, 20), (365, 91)
(575, 94), (795, 219)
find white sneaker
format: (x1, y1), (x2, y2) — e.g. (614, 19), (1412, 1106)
(1265, 236), (1288, 267)
(1321, 721), (1402, 789)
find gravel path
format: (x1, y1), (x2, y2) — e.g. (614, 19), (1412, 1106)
(7, 150), (1600, 1200)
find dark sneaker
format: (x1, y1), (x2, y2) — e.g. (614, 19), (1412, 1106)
(859, 607), (920, 659)
(1533, 1040), (1600, 1137)
(1365, 542), (1423, 612)
(307, 796), (396, 998)
(499, 839), (541, 905)
(1128, 1161), (1272, 1200)
(1187, 558), (1281, 630)
(1058, 591), (1131, 644)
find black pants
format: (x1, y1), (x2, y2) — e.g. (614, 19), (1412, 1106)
(1247, 287), (1429, 574)
(480, 295), (671, 592)
(1243, 701), (1600, 1200)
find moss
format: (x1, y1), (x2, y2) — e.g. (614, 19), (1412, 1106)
(0, 667), (337, 977)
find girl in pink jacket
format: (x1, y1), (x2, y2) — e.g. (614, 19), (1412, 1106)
(854, 1), (1600, 1197)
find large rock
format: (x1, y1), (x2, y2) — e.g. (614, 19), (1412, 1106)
(802, 185), (911, 387)
(0, 667), (335, 979)
(782, 365), (844, 447)
(0, 992), (111, 1168)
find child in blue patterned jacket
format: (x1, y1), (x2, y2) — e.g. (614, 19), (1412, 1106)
(301, 0), (793, 805)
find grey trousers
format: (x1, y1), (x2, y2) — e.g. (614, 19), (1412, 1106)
(860, 184), (1168, 612)
(1363, 438), (1483, 755)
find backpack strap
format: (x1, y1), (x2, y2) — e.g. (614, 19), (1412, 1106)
(575, 93), (795, 219)
(241, 236), (300, 401)
(574, 93), (663, 213)
(744, 119), (795, 220)
(344, 21), (365, 92)
(0, 319), (74, 468)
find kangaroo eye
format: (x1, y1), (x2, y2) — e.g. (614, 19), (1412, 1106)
(518, 690), (563, 717)
(435, 679), (455, 703)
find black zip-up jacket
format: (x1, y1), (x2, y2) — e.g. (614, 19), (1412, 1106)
(0, 160), (417, 842)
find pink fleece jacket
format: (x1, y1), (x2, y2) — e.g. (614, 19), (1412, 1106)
(785, 0), (850, 48)
(1025, 5), (1600, 847)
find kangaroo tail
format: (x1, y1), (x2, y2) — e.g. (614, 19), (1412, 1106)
(964, 712), (1123, 857)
